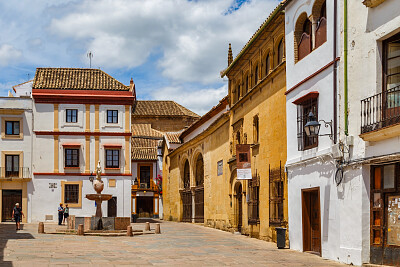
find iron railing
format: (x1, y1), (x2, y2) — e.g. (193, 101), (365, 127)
(361, 85), (400, 134)
(0, 167), (30, 179)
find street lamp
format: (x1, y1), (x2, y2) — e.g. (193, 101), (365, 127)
(304, 112), (333, 140)
(89, 173), (95, 183)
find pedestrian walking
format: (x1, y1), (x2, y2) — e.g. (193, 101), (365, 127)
(63, 204), (69, 225)
(58, 203), (64, 225)
(12, 203), (24, 230)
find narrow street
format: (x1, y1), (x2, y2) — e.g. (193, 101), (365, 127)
(0, 220), (347, 266)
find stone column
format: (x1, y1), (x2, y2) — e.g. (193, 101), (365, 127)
(191, 186), (196, 223)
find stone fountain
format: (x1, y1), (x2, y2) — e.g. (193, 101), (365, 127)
(85, 161), (112, 230)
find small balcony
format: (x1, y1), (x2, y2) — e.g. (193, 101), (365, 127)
(0, 167), (31, 180)
(361, 85), (400, 141)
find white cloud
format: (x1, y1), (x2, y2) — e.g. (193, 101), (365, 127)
(0, 44), (22, 66)
(50, 0), (280, 84)
(151, 84), (227, 115)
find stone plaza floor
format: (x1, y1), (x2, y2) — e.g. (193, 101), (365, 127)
(0, 220), (348, 266)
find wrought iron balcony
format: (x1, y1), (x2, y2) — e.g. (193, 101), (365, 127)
(0, 167), (30, 179)
(361, 85), (400, 134)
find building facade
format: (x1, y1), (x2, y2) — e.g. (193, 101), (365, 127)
(31, 68), (135, 222)
(0, 96), (32, 223)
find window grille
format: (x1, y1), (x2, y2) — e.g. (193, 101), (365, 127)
(248, 173), (260, 225)
(296, 97), (318, 151)
(269, 162), (285, 225)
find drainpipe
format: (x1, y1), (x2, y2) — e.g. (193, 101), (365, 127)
(344, 0), (349, 136)
(333, 0), (338, 144)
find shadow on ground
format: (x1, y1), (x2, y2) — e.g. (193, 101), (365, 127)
(0, 223), (34, 266)
(136, 218), (163, 223)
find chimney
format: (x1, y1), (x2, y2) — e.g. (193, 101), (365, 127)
(228, 43), (233, 66)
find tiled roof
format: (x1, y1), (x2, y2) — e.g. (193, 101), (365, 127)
(132, 100), (199, 118)
(32, 68), (129, 91)
(132, 124), (163, 138)
(131, 137), (159, 160)
(164, 131), (182, 144)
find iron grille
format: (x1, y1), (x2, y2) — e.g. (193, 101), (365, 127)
(269, 162), (285, 225)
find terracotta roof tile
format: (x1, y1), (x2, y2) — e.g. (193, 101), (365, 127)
(164, 131), (182, 144)
(132, 124), (163, 138)
(32, 68), (129, 91)
(132, 100), (199, 117)
(131, 137), (159, 160)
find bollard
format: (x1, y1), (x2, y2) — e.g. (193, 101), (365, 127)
(38, 222), (44, 234)
(78, 224), (84, 236)
(145, 222), (150, 231)
(127, 225), (133, 236)
(155, 223), (161, 234)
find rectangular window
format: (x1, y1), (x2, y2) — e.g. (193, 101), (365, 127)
(139, 165), (151, 189)
(253, 116), (259, 143)
(5, 121), (20, 135)
(106, 149), (120, 168)
(65, 149), (79, 167)
(5, 155), (19, 177)
(269, 163), (285, 225)
(107, 110), (118, 123)
(66, 109), (78, 123)
(64, 184), (79, 204)
(248, 175), (260, 225)
(297, 97), (318, 151)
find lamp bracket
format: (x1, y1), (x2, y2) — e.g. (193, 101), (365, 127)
(318, 120), (333, 140)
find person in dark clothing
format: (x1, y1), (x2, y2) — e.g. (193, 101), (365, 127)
(58, 203), (64, 225)
(12, 203), (24, 230)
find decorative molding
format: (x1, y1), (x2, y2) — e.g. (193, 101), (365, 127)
(362, 0), (387, 8)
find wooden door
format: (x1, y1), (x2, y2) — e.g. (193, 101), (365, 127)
(237, 184), (243, 232)
(181, 189), (192, 222)
(2, 190), (22, 222)
(302, 188), (321, 255)
(194, 186), (204, 223)
(108, 197), (117, 217)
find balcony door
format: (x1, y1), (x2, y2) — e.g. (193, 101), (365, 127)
(139, 165), (152, 189)
(5, 155), (19, 178)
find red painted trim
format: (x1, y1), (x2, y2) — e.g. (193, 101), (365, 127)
(105, 168), (121, 170)
(35, 131), (131, 136)
(32, 89), (135, 105)
(292, 91), (319, 105)
(33, 172), (132, 176)
(62, 143), (82, 147)
(285, 57), (340, 95)
(103, 144), (122, 148)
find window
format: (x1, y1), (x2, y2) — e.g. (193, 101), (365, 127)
(384, 33), (400, 91)
(65, 149), (79, 167)
(315, 1), (327, 48)
(248, 174), (260, 225)
(297, 97), (318, 151)
(269, 163), (285, 225)
(106, 149), (120, 168)
(195, 154), (204, 186)
(277, 39), (284, 64)
(66, 109), (78, 123)
(265, 54), (270, 76)
(296, 13), (312, 61)
(139, 165), (151, 189)
(107, 110), (118, 123)
(64, 184), (79, 204)
(245, 75), (249, 94)
(236, 85), (240, 103)
(254, 65), (259, 85)
(183, 160), (190, 188)
(5, 121), (20, 135)
(253, 115), (259, 143)
(5, 155), (19, 177)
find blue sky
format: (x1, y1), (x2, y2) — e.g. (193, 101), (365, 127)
(0, 0), (280, 115)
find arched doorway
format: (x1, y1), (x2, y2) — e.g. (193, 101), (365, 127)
(194, 154), (204, 223)
(181, 160), (192, 222)
(235, 183), (243, 232)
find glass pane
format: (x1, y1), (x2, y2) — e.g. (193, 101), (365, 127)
(373, 211), (381, 226)
(388, 74), (400, 90)
(384, 164), (395, 189)
(388, 40), (400, 58)
(6, 122), (12, 135)
(374, 193), (382, 208)
(387, 195), (400, 246)
(13, 156), (19, 171)
(6, 156), (12, 171)
(373, 229), (381, 245)
(14, 122), (19, 134)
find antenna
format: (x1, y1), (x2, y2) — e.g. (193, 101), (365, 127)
(87, 51), (93, 68)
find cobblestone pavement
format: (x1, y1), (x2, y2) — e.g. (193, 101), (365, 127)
(0, 220), (348, 267)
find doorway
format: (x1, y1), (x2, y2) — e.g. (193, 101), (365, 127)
(108, 197), (117, 217)
(137, 196), (154, 218)
(2, 190), (22, 222)
(236, 183), (243, 232)
(302, 188), (321, 256)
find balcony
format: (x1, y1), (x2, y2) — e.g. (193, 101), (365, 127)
(361, 85), (400, 141)
(0, 167), (31, 180)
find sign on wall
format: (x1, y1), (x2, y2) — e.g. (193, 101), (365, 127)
(236, 144), (251, 180)
(217, 160), (223, 176)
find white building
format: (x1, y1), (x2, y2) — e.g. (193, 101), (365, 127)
(0, 96), (33, 223)
(31, 68), (135, 223)
(345, 0), (400, 265)
(284, 0), (369, 265)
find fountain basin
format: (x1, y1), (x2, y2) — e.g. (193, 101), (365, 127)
(85, 194), (113, 201)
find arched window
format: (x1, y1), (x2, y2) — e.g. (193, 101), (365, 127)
(297, 17), (312, 61)
(265, 54), (270, 76)
(253, 115), (259, 143)
(277, 39), (284, 65)
(183, 160), (190, 189)
(195, 154), (204, 186)
(315, 1), (327, 48)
